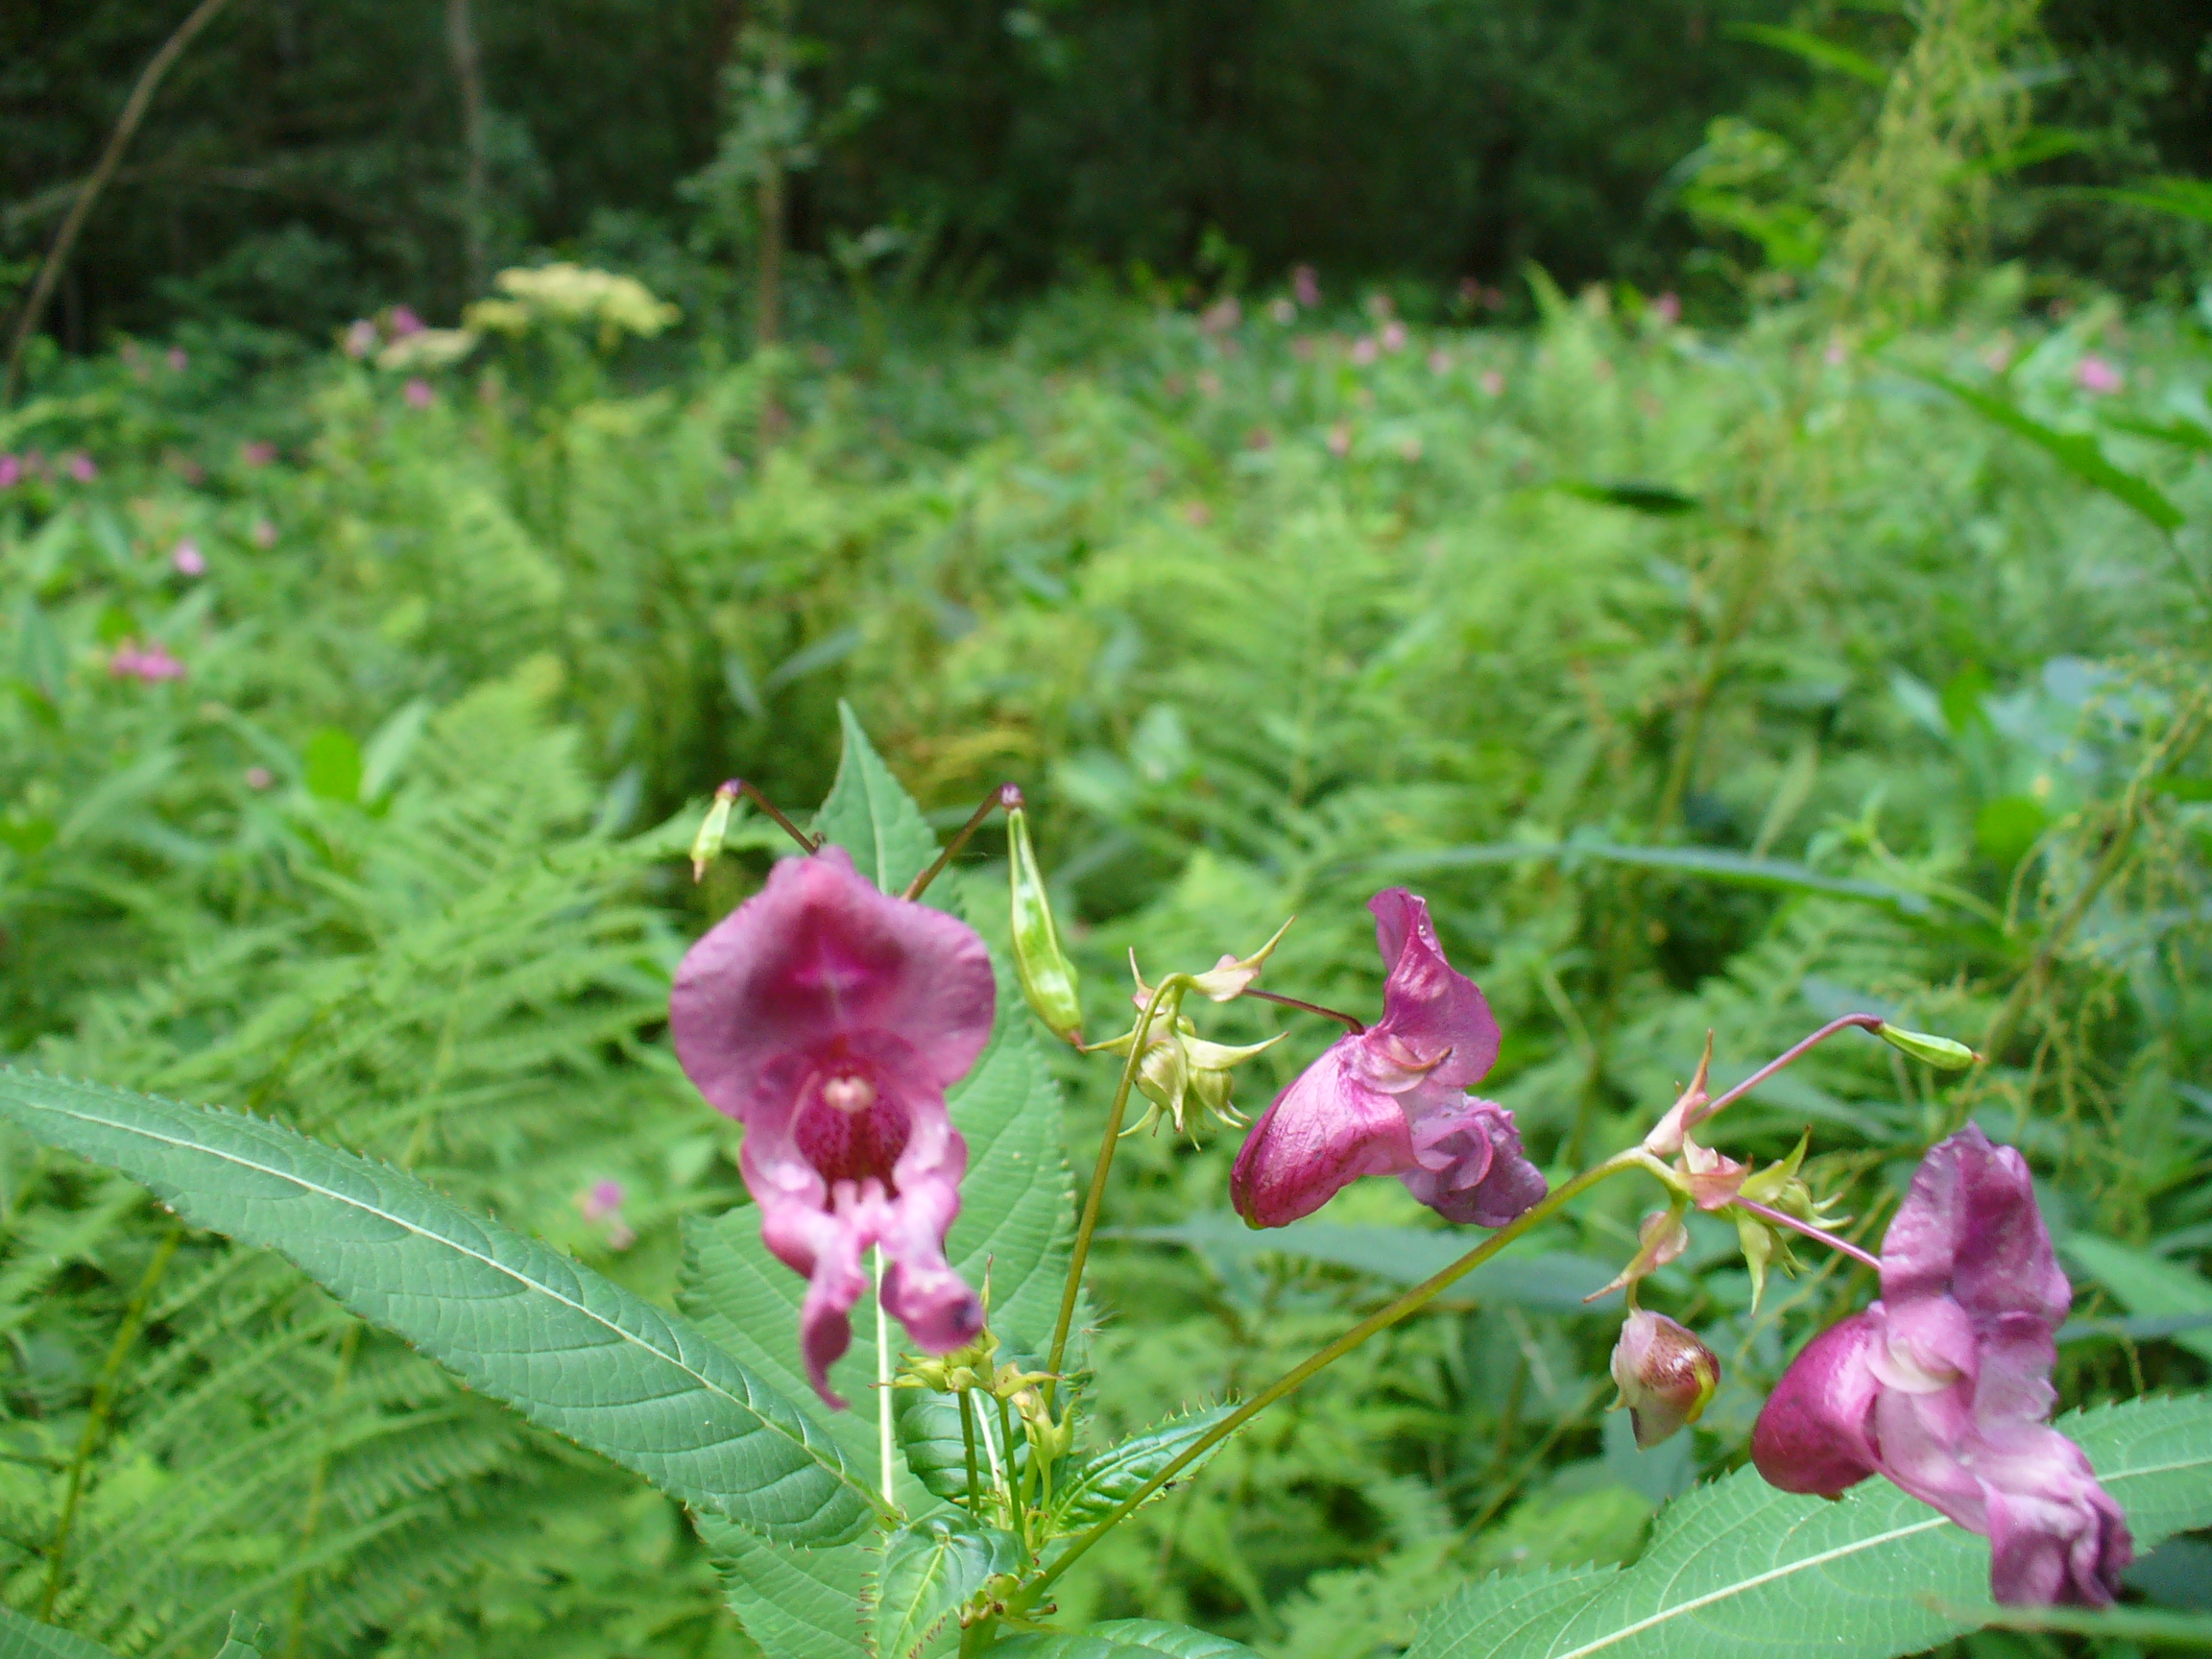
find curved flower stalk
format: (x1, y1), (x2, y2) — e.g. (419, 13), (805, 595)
(1752, 1126), (2131, 1607)
(1230, 889), (1544, 1230)
(670, 845), (996, 1407)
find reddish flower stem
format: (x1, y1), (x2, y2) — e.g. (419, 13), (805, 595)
(1736, 1198), (1883, 1272)
(1243, 988), (1365, 1034)
(904, 783), (1022, 901)
(724, 779), (822, 854)
(1692, 1013), (1887, 1129)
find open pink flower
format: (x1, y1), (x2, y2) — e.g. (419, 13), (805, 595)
(109, 639), (185, 682)
(1752, 1126), (2130, 1606)
(1231, 890), (1543, 1229)
(670, 846), (995, 1407)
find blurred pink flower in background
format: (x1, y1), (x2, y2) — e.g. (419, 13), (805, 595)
(1479, 369), (1505, 397)
(246, 766), (274, 790)
(167, 348), (189, 373)
(1381, 321), (1408, 352)
(1182, 500), (1213, 527)
(1292, 265), (1320, 308)
(2074, 355), (2123, 396)
(387, 305), (424, 337)
(0, 455), (18, 489)
(1428, 349), (1452, 374)
(1825, 340), (1849, 367)
(1268, 298), (1297, 325)
(577, 1180), (637, 1250)
(1326, 421), (1353, 457)
(1351, 337), (1380, 366)
(1199, 297), (1241, 334)
(252, 519), (277, 549)
(1653, 292), (1681, 325)
(110, 640), (185, 683)
(343, 320), (378, 358)
(172, 539), (206, 577)
(65, 453), (97, 483)
(1290, 336), (1315, 361)
(242, 441), (276, 467)
(1245, 427), (1274, 450)
(403, 378), (435, 408)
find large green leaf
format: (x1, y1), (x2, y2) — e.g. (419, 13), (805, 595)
(208, 1616), (271, 1659)
(693, 1512), (874, 1659)
(1050, 1404), (1240, 1530)
(2063, 1234), (2212, 1362)
(876, 1513), (1023, 1659)
(0, 1069), (876, 1546)
(1915, 371), (2186, 533)
(815, 702), (943, 895)
(1406, 1392), (2212, 1659)
(1367, 840), (1933, 916)
(992, 1621), (1263, 1658)
(0, 1608), (125, 1659)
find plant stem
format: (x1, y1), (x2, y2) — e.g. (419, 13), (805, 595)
(876, 1246), (896, 1509)
(1735, 1198), (1883, 1272)
(1019, 1148), (1648, 1606)
(1243, 988), (1364, 1033)
(40, 1225), (182, 1618)
(724, 779), (820, 854)
(1046, 976), (1185, 1401)
(1694, 1014), (1887, 1128)
(959, 1391), (985, 1522)
(904, 784), (1021, 901)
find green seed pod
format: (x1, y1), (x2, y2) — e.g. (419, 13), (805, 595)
(689, 781), (740, 882)
(1878, 1022), (1978, 1071)
(1007, 807), (1083, 1041)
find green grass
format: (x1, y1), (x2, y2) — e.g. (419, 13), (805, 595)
(0, 277), (2207, 1654)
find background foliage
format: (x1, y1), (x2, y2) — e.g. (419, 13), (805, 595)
(4, 0), (2212, 1652)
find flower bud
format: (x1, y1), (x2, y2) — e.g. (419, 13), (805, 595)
(1610, 1310), (1719, 1449)
(1007, 807), (1083, 1041)
(1878, 1022), (1978, 1071)
(689, 781), (740, 882)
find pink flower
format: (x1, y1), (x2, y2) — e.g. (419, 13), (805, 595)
(2074, 355), (2123, 396)
(1351, 338), (1380, 366)
(1326, 421), (1353, 457)
(578, 1179), (636, 1249)
(0, 455), (18, 489)
(167, 347), (189, 373)
(387, 305), (424, 338)
(65, 452), (97, 483)
(109, 640), (185, 683)
(1292, 265), (1320, 308)
(242, 441), (276, 467)
(1652, 292), (1681, 325)
(1231, 890), (1543, 1229)
(670, 847), (996, 1407)
(1479, 369), (1505, 397)
(1199, 297), (1241, 334)
(1825, 340), (1849, 368)
(1752, 1127), (2130, 1606)
(1381, 321), (1408, 353)
(1428, 349), (1452, 375)
(172, 539), (206, 577)
(343, 320), (377, 359)
(245, 766), (274, 790)
(251, 519), (277, 549)
(403, 378), (435, 409)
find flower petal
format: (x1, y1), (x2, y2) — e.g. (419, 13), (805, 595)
(1231, 1043), (1413, 1228)
(1360, 890), (1500, 1093)
(1400, 1097), (1547, 1228)
(1751, 1310), (1883, 1496)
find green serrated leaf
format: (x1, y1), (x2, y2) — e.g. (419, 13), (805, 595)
(1051, 1404), (1239, 1530)
(876, 1513), (1022, 1659)
(1915, 370), (2186, 533)
(209, 1613), (273, 1659)
(1407, 1393), (2212, 1659)
(814, 703), (942, 894)
(0, 1068), (876, 1546)
(695, 1510), (874, 1659)
(991, 1619), (1264, 1658)
(0, 1606), (126, 1659)
(2063, 1235), (2212, 1362)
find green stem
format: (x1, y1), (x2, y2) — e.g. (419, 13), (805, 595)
(1017, 1148), (1647, 1607)
(41, 1225), (182, 1619)
(876, 1246), (896, 1509)
(959, 1391), (985, 1522)
(1045, 976), (1185, 1399)
(904, 784), (1021, 902)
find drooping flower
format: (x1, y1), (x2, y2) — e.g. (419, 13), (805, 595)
(670, 846), (996, 1408)
(1231, 889), (1544, 1229)
(1751, 1126), (2131, 1606)
(1611, 1310), (1719, 1449)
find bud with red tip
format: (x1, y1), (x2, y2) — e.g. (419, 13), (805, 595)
(1610, 1310), (1719, 1449)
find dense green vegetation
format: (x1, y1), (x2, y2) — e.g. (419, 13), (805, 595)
(7, 0), (2212, 1649)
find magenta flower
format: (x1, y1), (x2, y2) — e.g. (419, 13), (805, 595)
(0, 455), (18, 489)
(2074, 355), (2123, 396)
(65, 452), (97, 484)
(670, 846), (996, 1407)
(403, 378), (435, 410)
(1231, 890), (1543, 1229)
(1752, 1126), (2130, 1606)
(242, 441), (276, 468)
(1381, 321), (1408, 353)
(1652, 292), (1681, 325)
(109, 640), (185, 683)
(1293, 265), (1321, 308)
(167, 347), (189, 373)
(172, 539), (206, 577)
(388, 305), (425, 338)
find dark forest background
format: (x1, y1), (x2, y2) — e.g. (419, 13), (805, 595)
(5, 0), (2208, 350)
